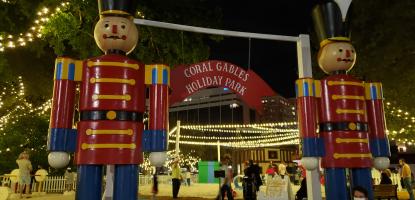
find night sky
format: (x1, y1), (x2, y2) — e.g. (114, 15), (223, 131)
(209, 1), (317, 98)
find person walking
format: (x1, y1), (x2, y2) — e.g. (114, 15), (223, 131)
(64, 167), (75, 192)
(16, 151), (32, 198)
(217, 155), (233, 200)
(171, 158), (182, 199)
(400, 158), (414, 200)
(185, 167), (191, 186)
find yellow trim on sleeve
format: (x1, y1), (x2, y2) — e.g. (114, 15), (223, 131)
(74, 60), (83, 82)
(145, 64), (170, 85)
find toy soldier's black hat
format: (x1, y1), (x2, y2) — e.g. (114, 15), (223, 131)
(312, 1), (352, 47)
(98, 0), (138, 18)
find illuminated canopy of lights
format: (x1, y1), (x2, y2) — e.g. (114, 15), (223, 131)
(0, 2), (145, 52)
(168, 121), (300, 148)
(168, 139), (299, 148)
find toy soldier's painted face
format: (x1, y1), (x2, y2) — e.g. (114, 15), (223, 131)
(318, 42), (356, 74)
(94, 16), (138, 54)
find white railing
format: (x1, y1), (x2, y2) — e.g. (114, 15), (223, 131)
(1, 174), (199, 194)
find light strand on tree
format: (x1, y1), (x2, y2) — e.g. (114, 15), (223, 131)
(0, 2), (71, 52)
(0, 2), (145, 52)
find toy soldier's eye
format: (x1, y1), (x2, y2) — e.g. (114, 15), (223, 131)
(351, 50), (355, 53)
(104, 24), (109, 28)
(121, 25), (126, 29)
(339, 49), (343, 52)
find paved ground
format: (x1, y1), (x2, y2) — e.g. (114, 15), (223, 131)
(3, 184), (413, 200)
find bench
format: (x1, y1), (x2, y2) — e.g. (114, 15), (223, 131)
(373, 184), (398, 200)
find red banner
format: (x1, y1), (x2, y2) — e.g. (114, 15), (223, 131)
(170, 60), (276, 112)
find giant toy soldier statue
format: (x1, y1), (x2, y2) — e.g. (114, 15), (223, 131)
(47, 1), (170, 199)
(297, 1), (390, 199)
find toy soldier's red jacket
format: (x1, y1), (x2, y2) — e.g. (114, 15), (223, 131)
(296, 74), (390, 168)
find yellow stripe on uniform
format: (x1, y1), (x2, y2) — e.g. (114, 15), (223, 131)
(92, 94), (131, 101)
(328, 81), (364, 87)
(332, 95), (365, 100)
(335, 138), (369, 143)
(364, 82), (383, 100)
(81, 143), (136, 150)
(74, 60), (83, 82)
(90, 78), (136, 85)
(336, 109), (365, 115)
(145, 64), (170, 85)
(295, 78), (315, 97)
(86, 129), (133, 136)
(87, 61), (139, 70)
(333, 153), (372, 159)
(314, 80), (321, 97)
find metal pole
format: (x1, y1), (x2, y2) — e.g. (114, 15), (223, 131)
(134, 19), (298, 42)
(175, 121), (181, 156)
(102, 165), (114, 200)
(297, 34), (322, 200)
(217, 140), (221, 162)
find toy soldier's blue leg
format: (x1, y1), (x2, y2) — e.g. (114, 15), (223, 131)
(325, 168), (348, 200)
(113, 165), (138, 200)
(76, 165), (103, 200)
(351, 168), (373, 200)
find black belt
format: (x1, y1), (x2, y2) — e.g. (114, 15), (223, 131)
(319, 122), (368, 132)
(80, 110), (143, 121)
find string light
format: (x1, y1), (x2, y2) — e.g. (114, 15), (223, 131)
(170, 132), (298, 140)
(180, 121), (297, 129)
(139, 150), (201, 173)
(0, 2), (147, 52)
(384, 101), (415, 142)
(0, 2), (70, 52)
(168, 138), (299, 148)
(0, 76), (52, 153)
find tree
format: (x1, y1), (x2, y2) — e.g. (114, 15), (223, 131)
(351, 0), (415, 112)
(0, 0), (223, 173)
(349, 0), (415, 142)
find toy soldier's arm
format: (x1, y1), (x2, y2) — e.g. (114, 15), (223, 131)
(365, 82), (390, 170)
(143, 64), (170, 153)
(296, 78), (323, 169)
(47, 57), (82, 168)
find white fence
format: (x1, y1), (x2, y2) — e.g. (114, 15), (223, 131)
(1, 174), (198, 194)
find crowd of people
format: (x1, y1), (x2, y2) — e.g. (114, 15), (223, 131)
(10, 150), (415, 200)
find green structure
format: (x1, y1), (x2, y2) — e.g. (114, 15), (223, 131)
(198, 161), (220, 183)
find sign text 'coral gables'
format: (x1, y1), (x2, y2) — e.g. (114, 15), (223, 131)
(170, 60), (276, 112)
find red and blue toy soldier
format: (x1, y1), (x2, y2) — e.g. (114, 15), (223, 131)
(47, 0), (170, 199)
(297, 1), (390, 199)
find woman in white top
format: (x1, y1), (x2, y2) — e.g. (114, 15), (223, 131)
(16, 151), (32, 198)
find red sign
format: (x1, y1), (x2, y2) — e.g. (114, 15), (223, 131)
(170, 60), (276, 112)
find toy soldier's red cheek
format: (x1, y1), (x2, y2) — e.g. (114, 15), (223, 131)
(337, 57), (341, 62)
(122, 35), (127, 40)
(103, 34), (107, 39)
